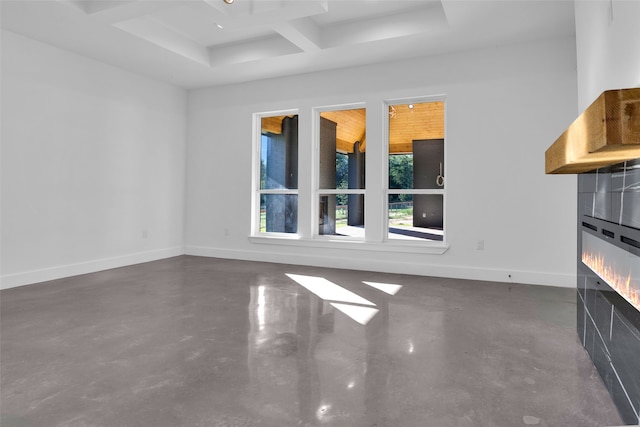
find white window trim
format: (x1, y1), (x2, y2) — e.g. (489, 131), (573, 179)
(252, 109), (300, 237)
(250, 97), (449, 255)
(383, 95), (447, 245)
(249, 235), (448, 254)
(313, 102), (367, 241)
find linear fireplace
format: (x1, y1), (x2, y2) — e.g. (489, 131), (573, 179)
(545, 88), (640, 424)
(578, 160), (640, 424)
(581, 226), (640, 312)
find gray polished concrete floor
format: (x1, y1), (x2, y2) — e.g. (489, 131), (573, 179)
(1, 256), (624, 427)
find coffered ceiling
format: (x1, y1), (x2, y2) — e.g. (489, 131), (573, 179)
(0, 0), (576, 89)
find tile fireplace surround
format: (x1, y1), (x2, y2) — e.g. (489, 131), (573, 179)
(578, 159), (640, 424)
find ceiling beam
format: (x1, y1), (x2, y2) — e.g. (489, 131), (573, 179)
(189, 0), (327, 31)
(114, 17), (211, 66)
(182, 0), (230, 27)
(273, 17), (322, 52)
(261, 116), (285, 135)
(358, 130), (366, 153)
(389, 143), (414, 154)
(336, 139), (355, 154)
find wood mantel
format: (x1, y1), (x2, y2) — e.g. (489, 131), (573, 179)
(545, 88), (640, 174)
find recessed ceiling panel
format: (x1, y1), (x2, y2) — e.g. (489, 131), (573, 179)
(321, 2), (448, 48)
(149, 5), (275, 47)
(1, 0), (576, 88)
(209, 34), (302, 67)
(312, 0), (440, 27)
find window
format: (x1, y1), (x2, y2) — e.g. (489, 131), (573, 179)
(255, 112), (298, 234)
(387, 100), (445, 241)
(317, 107), (366, 238)
(252, 98), (446, 251)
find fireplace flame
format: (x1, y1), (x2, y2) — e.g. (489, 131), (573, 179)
(582, 251), (639, 311)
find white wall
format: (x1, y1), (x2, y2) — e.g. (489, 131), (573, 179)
(575, 0), (640, 110)
(186, 36), (578, 287)
(1, 31), (187, 289)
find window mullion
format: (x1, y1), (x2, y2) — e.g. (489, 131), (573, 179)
(364, 99), (385, 243)
(297, 106), (313, 239)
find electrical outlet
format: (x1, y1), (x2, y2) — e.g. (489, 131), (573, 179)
(224, 228), (230, 236)
(476, 239), (484, 250)
(142, 230), (148, 239)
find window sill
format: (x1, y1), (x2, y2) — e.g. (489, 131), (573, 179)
(248, 235), (449, 255)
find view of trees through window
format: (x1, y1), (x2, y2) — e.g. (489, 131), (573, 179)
(336, 153), (348, 206)
(255, 100), (444, 242)
(387, 100), (445, 241)
(389, 154), (413, 202)
(258, 114), (298, 234)
(318, 107), (366, 238)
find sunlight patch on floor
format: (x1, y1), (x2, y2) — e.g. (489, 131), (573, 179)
(285, 274), (375, 306)
(362, 281), (402, 295)
(286, 273), (379, 325)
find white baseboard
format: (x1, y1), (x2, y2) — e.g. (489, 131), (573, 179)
(1, 245), (575, 290)
(0, 246), (184, 290)
(185, 245), (576, 288)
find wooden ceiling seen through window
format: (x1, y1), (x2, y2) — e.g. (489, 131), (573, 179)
(261, 101), (444, 154)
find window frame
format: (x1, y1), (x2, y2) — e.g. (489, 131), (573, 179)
(250, 98), (448, 255)
(383, 96), (447, 244)
(313, 103), (367, 240)
(252, 109), (300, 238)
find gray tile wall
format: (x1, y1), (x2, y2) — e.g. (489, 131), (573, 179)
(578, 159), (640, 425)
